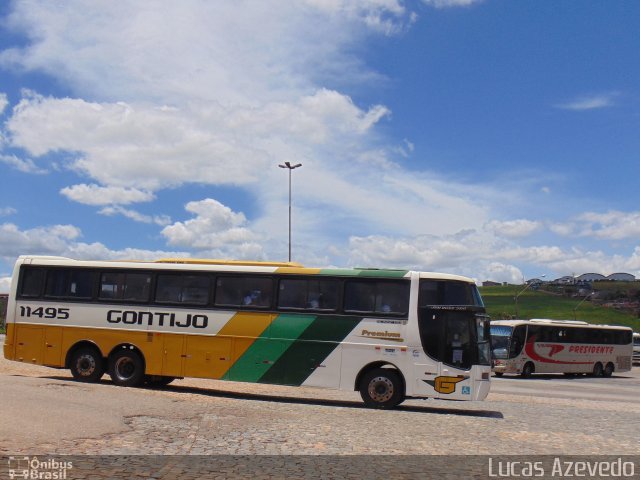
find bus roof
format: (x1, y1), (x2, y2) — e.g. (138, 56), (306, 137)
(15, 255), (476, 282)
(490, 319), (632, 331)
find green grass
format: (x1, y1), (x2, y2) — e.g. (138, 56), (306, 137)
(480, 285), (640, 330)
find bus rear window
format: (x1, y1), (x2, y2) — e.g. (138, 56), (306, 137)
(20, 268), (44, 297)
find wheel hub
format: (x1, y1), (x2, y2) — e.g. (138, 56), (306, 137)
(77, 355), (96, 376)
(368, 376), (394, 402)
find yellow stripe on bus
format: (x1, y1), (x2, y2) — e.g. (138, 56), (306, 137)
(275, 267), (322, 275)
(215, 312), (275, 378)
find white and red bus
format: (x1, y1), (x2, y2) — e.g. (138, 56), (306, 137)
(491, 319), (633, 377)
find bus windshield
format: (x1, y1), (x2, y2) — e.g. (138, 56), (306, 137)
(490, 325), (512, 359)
(417, 280), (491, 369)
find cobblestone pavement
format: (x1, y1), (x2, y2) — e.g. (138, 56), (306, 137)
(1, 356), (638, 459)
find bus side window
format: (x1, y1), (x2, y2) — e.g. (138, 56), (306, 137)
(278, 279), (307, 309)
(20, 268), (44, 297)
(45, 270), (70, 297)
(69, 270), (94, 298)
(99, 272), (151, 302)
(345, 280), (409, 315)
(215, 276), (272, 308)
(156, 274), (209, 305)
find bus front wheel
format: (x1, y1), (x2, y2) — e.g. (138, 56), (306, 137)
(359, 368), (404, 409)
(70, 347), (104, 383)
(592, 362), (604, 377)
(109, 349), (145, 387)
(521, 362), (534, 378)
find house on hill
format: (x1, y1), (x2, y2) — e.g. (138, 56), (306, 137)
(553, 276), (575, 284)
(606, 273), (636, 282)
(576, 273), (606, 283)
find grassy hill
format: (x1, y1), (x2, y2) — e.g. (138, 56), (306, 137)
(480, 285), (640, 331)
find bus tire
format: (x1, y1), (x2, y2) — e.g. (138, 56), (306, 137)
(494, 372), (504, 377)
(359, 368), (404, 409)
(521, 362), (534, 378)
(69, 346), (104, 383)
(602, 363), (614, 378)
(592, 362), (603, 377)
(109, 349), (145, 387)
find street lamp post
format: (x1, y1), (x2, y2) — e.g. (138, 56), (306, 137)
(278, 161), (302, 262)
(514, 274), (546, 318)
(573, 291), (594, 320)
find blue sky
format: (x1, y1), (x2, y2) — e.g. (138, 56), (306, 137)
(1, 0), (639, 291)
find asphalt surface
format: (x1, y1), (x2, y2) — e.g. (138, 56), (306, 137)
(1, 335), (638, 458)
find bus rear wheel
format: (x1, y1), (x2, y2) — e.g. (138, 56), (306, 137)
(70, 347), (104, 383)
(359, 368), (404, 409)
(521, 362), (534, 378)
(109, 349), (145, 387)
(602, 363), (614, 378)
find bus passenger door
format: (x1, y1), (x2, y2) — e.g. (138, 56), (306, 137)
(43, 327), (63, 367)
(161, 334), (185, 377)
(15, 326), (44, 364)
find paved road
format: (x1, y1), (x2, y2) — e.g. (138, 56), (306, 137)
(490, 371), (640, 403)
(1, 351), (638, 458)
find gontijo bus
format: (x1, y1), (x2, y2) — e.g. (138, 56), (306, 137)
(491, 319), (633, 377)
(4, 255), (492, 408)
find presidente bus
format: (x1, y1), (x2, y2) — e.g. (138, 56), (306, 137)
(490, 319), (633, 377)
(3, 255), (492, 408)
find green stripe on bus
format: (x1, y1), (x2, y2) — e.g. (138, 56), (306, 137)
(258, 315), (362, 386)
(225, 314), (316, 383)
(318, 268), (408, 278)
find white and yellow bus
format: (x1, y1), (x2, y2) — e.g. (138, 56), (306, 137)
(491, 319), (633, 377)
(4, 255), (492, 408)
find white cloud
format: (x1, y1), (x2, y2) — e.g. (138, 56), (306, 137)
(555, 92), (619, 111)
(0, 276), (11, 294)
(4, 1), (636, 285)
(61, 183), (155, 206)
(0, 1), (412, 104)
(0, 207), (17, 216)
(549, 222), (576, 237)
(0, 222), (82, 262)
(0, 222), (188, 265)
(0, 93), (8, 115)
(98, 206), (171, 226)
(422, 0), (483, 8)
(478, 262), (523, 285)
(0, 1), (504, 252)
(5, 89), (389, 190)
(0, 153), (47, 174)
(346, 224), (640, 282)
(576, 210), (640, 240)
(486, 219), (542, 238)
(161, 199), (265, 259)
